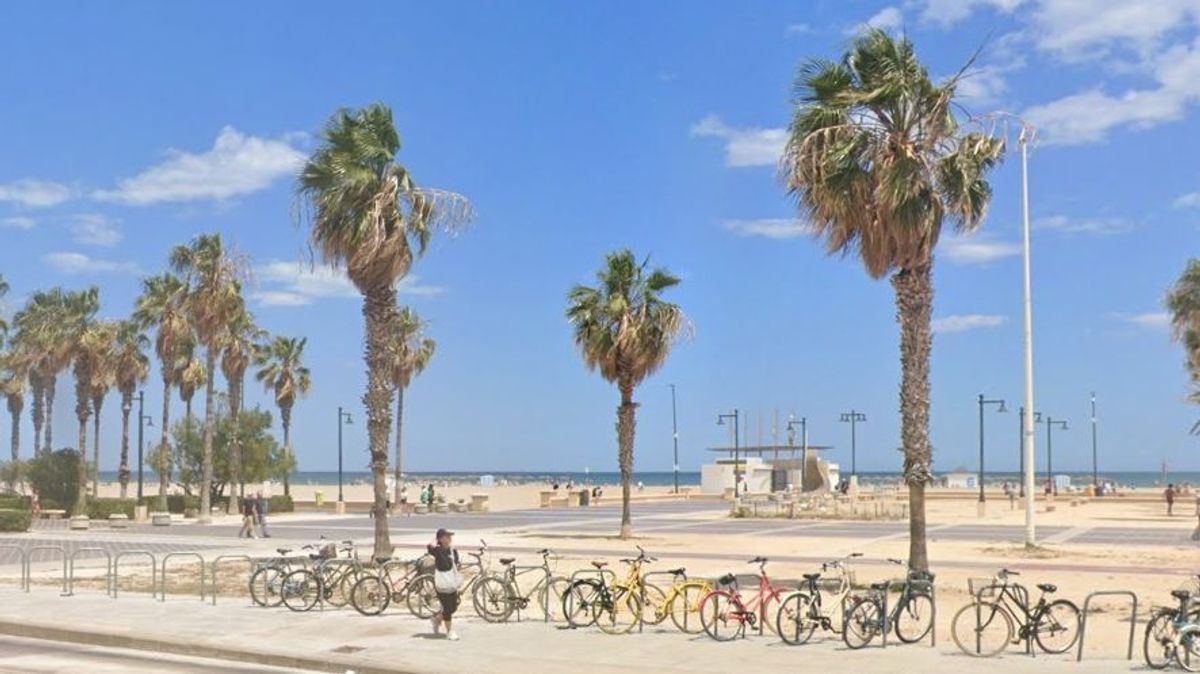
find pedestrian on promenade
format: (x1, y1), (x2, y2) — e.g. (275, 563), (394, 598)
(30, 489), (40, 518)
(419, 484), (429, 506)
(1166, 484), (1176, 516)
(1002, 482), (1015, 509)
(256, 491), (270, 538)
(428, 528), (461, 641)
(428, 483), (436, 506)
(239, 496), (258, 539)
(400, 484), (410, 516)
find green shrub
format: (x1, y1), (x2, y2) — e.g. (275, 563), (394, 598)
(0, 508), (31, 532)
(267, 495), (293, 513)
(39, 498), (65, 512)
(26, 449), (80, 513)
(166, 494), (199, 514)
(0, 493), (32, 510)
(86, 498), (136, 520)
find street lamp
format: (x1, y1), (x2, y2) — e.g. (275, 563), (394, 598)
(1017, 407), (1040, 498)
(669, 384), (679, 494)
(839, 410), (866, 478)
(134, 391), (153, 503)
(977, 395), (1007, 513)
(787, 415), (807, 489)
(716, 410), (740, 496)
(1038, 415), (1068, 496)
(1090, 393), (1099, 489)
(337, 407), (353, 506)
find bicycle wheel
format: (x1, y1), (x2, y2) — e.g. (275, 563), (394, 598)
(699, 590), (744, 642)
(594, 586), (643, 635)
(249, 565), (285, 608)
(280, 569), (321, 612)
(1033, 599), (1081, 654)
(776, 592), (817, 645)
(472, 575), (514, 623)
(406, 573), (441, 619)
(951, 601), (1013, 657)
(563, 579), (602, 628)
(640, 583), (668, 626)
(1177, 625), (1200, 672)
(350, 575), (391, 616)
(894, 592), (935, 644)
(1144, 609), (1178, 669)
(667, 581), (709, 634)
(539, 575), (571, 622)
(327, 568), (359, 608)
(842, 597), (882, 650)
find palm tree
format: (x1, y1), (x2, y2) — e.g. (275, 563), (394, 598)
(297, 102), (473, 558)
(566, 250), (687, 539)
(13, 288), (79, 454)
(176, 344), (205, 487)
(782, 30), (1004, 571)
(88, 324), (118, 498)
(1166, 259), (1200, 394)
(220, 306), (262, 512)
(254, 336), (310, 497)
(384, 307), (435, 506)
(170, 234), (245, 524)
(1, 351), (26, 463)
(66, 289), (102, 514)
(0, 275), (8, 338)
(134, 273), (191, 511)
(112, 320), (150, 499)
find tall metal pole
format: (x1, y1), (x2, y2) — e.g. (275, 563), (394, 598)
(1018, 407), (1025, 498)
(1090, 392), (1098, 488)
(670, 384), (679, 494)
(978, 395), (985, 504)
(337, 406), (345, 504)
(733, 410), (740, 496)
(1019, 128), (1038, 547)
(136, 391), (145, 502)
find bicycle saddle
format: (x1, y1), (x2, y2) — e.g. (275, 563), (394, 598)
(667, 567), (686, 576)
(499, 557), (516, 565)
(276, 548), (292, 555)
(591, 561), (608, 569)
(718, 573), (737, 586)
(870, 582), (890, 591)
(1172, 589), (1192, 601)
(1037, 583), (1057, 594)
(802, 573), (822, 581)
(373, 555), (391, 565)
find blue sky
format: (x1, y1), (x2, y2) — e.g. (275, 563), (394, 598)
(1, 1), (1198, 477)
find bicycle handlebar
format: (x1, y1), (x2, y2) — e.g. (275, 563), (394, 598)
(887, 558), (905, 566)
(999, 568), (1020, 577)
(748, 556), (768, 565)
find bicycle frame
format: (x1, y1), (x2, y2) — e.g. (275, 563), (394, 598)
(723, 562), (788, 634)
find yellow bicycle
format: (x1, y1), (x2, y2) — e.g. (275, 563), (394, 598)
(646, 566), (715, 634)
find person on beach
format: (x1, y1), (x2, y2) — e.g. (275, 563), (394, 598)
(255, 491), (270, 538)
(1166, 484), (1176, 516)
(419, 484), (429, 506)
(1003, 482), (1015, 509)
(239, 496), (258, 539)
(428, 528), (461, 640)
(400, 485), (410, 516)
(428, 483), (436, 505)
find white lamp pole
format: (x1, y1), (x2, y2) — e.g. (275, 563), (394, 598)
(1018, 125), (1038, 548)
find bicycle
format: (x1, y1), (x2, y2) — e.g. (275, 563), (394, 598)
(842, 558), (935, 649)
(648, 566), (715, 634)
(281, 541), (365, 612)
(698, 556), (790, 641)
(776, 552), (862, 645)
(249, 545), (313, 608)
(1144, 576), (1200, 669)
(405, 540), (491, 619)
(1177, 615), (1200, 671)
(472, 548), (568, 623)
(950, 568), (1080, 657)
(349, 556), (428, 617)
(591, 547), (658, 635)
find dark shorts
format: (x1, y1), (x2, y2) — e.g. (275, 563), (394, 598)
(438, 591), (459, 617)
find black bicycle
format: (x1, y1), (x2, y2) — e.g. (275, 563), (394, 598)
(776, 552), (862, 645)
(1144, 577), (1200, 669)
(950, 568), (1080, 657)
(842, 558), (935, 649)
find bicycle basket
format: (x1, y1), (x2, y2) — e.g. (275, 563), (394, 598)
(968, 577), (1000, 599)
(416, 554), (435, 572)
(717, 573), (737, 587)
(318, 543), (337, 560)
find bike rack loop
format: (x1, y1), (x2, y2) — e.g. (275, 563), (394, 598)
(67, 547), (113, 597)
(1076, 590), (1138, 662)
(209, 555), (253, 606)
(972, 581), (1035, 656)
(567, 567), (616, 628)
(641, 570), (684, 635)
(0, 545), (29, 591)
(159, 552), (206, 602)
(24, 545), (67, 595)
(112, 551), (157, 599)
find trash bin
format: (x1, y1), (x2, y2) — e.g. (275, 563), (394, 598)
(315, 489), (324, 507)
(579, 489), (590, 507)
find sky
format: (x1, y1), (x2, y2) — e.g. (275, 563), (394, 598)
(1, 1), (1198, 478)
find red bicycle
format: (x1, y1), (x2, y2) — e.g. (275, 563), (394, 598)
(698, 556), (790, 641)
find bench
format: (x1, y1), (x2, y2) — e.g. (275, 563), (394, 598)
(38, 509), (67, 520)
(108, 513), (129, 529)
(450, 501), (467, 513)
(469, 493), (490, 513)
(68, 515), (89, 530)
(434, 502), (449, 514)
(150, 511), (172, 526)
(413, 503), (429, 515)
(548, 495), (570, 508)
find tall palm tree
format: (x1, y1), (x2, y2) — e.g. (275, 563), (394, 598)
(170, 234), (245, 524)
(297, 102), (472, 558)
(13, 288), (79, 454)
(134, 273), (191, 511)
(88, 324), (118, 498)
(220, 306), (261, 512)
(782, 30), (1004, 571)
(176, 344), (205, 486)
(254, 336), (310, 497)
(384, 306), (435, 506)
(0, 275), (8, 338)
(566, 250), (687, 539)
(112, 320), (150, 499)
(1166, 259), (1200, 395)
(1, 351), (26, 463)
(66, 290), (102, 514)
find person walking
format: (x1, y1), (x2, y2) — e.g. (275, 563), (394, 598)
(1166, 484), (1176, 516)
(400, 484), (410, 516)
(238, 496), (258, 539)
(427, 483), (436, 507)
(428, 528), (461, 640)
(255, 491), (270, 538)
(419, 484), (429, 507)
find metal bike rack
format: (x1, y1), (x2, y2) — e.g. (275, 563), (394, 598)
(640, 570), (684, 635)
(1076, 590), (1138, 662)
(971, 581), (1034, 656)
(24, 545), (67, 595)
(160, 552), (206, 602)
(566, 567), (616, 629)
(112, 551), (157, 599)
(0, 545), (29, 591)
(510, 564), (550, 623)
(312, 558), (362, 611)
(209, 554), (253, 605)
(67, 547), (113, 597)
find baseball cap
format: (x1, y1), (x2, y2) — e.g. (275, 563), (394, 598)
(436, 528), (454, 538)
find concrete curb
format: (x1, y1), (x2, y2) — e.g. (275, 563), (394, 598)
(0, 618), (415, 674)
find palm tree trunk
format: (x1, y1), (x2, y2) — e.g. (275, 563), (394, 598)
(393, 386), (404, 507)
(75, 385), (89, 516)
(91, 395), (103, 498)
(8, 395), (22, 463)
(44, 374), (56, 452)
(118, 390), (132, 499)
(364, 286), (396, 560)
(198, 346), (217, 524)
(617, 380), (636, 540)
(158, 377), (171, 512)
(281, 404), (292, 497)
(227, 377), (242, 515)
(893, 265), (934, 573)
(29, 376), (43, 457)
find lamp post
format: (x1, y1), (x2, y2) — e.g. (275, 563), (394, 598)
(336, 407), (353, 507)
(977, 395), (1007, 513)
(669, 384), (679, 494)
(717, 410), (740, 496)
(839, 410), (866, 478)
(1039, 415), (1068, 496)
(787, 416), (807, 489)
(135, 391), (153, 503)
(1090, 392), (1098, 489)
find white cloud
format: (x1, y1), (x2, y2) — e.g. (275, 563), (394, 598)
(0, 179), (73, 207)
(1, 216), (35, 229)
(1173, 192), (1200, 208)
(940, 234), (1022, 264)
(786, 23), (813, 35)
(851, 6), (903, 34)
(1111, 311), (1171, 329)
(689, 115), (786, 168)
(253, 260), (444, 307)
(722, 218), (812, 240)
(956, 67), (1012, 107)
(1029, 0), (1200, 57)
(1034, 214), (1133, 235)
(43, 252), (138, 275)
(93, 126), (304, 205)
(920, 0), (1025, 26)
(70, 214), (122, 247)
(932, 314), (1007, 334)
